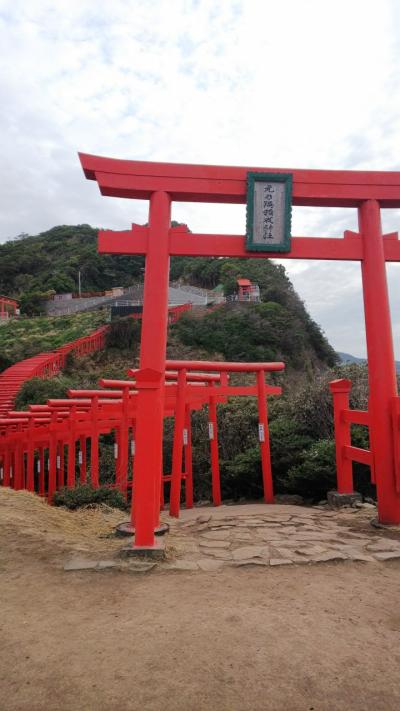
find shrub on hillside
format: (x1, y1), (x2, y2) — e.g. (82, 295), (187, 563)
(97, 442), (134, 487)
(15, 376), (74, 409)
(106, 317), (141, 350)
(53, 484), (128, 511)
(285, 439), (337, 500)
(269, 417), (314, 491)
(19, 290), (52, 316)
(221, 446), (263, 500)
(283, 432), (373, 502)
(0, 353), (12, 373)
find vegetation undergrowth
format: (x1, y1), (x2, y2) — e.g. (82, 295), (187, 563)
(0, 310), (108, 366)
(53, 484), (128, 511)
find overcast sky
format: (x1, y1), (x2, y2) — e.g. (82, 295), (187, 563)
(1, 0), (400, 357)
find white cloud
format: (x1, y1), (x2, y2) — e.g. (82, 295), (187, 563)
(1, 0), (400, 356)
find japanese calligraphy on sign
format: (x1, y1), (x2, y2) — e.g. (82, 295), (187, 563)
(246, 172), (293, 252)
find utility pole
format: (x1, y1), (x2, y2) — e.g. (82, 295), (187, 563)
(78, 270), (81, 298)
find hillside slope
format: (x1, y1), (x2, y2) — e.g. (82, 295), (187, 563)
(0, 310), (108, 367)
(173, 302), (336, 371)
(1, 225), (337, 369)
(0, 224), (337, 375)
(0, 225), (145, 310)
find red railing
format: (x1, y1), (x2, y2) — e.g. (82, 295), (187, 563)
(131, 303), (192, 324)
(0, 326), (109, 417)
(329, 379), (373, 493)
(167, 303), (192, 324)
(0, 304), (193, 418)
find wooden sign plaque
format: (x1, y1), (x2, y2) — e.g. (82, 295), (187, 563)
(246, 172), (293, 252)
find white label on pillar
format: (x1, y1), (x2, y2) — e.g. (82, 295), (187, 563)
(10, 466), (13, 477)
(0, 467), (3, 480)
(78, 451), (83, 465)
(114, 443), (118, 459)
(183, 429), (188, 446)
(208, 422), (214, 440)
(258, 423), (265, 442)
(57, 455), (61, 469)
(37, 461), (41, 473)
(131, 440), (135, 456)
(48, 459), (50, 470)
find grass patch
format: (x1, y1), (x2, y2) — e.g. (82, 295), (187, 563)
(0, 310), (108, 365)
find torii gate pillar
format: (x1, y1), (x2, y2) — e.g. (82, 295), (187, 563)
(359, 200), (400, 523)
(133, 191), (171, 547)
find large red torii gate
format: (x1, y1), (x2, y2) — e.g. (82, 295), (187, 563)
(79, 153), (400, 549)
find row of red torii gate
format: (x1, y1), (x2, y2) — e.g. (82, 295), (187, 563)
(3, 154), (400, 550)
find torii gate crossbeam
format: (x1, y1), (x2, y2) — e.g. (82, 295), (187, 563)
(79, 153), (400, 548)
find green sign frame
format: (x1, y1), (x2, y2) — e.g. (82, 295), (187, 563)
(246, 171), (293, 252)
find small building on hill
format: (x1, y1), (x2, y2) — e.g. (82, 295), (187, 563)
(236, 278), (260, 303)
(0, 296), (19, 320)
(105, 287), (124, 297)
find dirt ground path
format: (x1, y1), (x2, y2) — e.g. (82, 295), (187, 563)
(2, 490), (400, 710)
(2, 523), (400, 711)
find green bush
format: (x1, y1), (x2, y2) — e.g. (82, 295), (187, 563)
(285, 439), (337, 500)
(15, 376), (74, 410)
(106, 317), (141, 350)
(97, 441), (134, 487)
(53, 484), (128, 511)
(0, 353), (12, 373)
(19, 290), (48, 316)
(284, 433), (375, 501)
(269, 418), (314, 491)
(221, 446), (263, 500)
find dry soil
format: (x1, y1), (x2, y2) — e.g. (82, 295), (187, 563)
(1, 490), (400, 711)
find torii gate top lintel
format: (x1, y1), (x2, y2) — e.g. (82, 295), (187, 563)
(78, 152), (400, 208)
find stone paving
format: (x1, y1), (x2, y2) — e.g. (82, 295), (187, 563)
(63, 503), (400, 574)
(161, 503), (400, 572)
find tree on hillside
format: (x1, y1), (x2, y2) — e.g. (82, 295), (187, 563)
(0, 225), (145, 299)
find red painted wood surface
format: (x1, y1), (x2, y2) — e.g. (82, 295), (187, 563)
(330, 379), (375, 491)
(79, 153), (400, 207)
(99, 226), (400, 262)
(0, 296), (18, 319)
(0, 365), (282, 514)
(358, 201), (400, 522)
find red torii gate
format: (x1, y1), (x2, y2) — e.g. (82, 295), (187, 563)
(79, 153), (400, 549)
(0, 296), (18, 320)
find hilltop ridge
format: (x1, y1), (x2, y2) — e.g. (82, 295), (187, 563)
(0, 224), (337, 372)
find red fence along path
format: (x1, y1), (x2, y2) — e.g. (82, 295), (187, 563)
(0, 326), (108, 417)
(131, 303), (192, 324)
(0, 304), (193, 418)
(330, 379), (373, 493)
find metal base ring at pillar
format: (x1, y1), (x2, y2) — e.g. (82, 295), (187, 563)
(115, 521), (170, 537)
